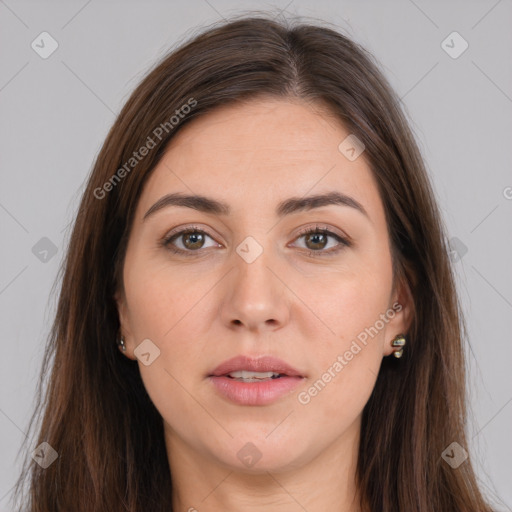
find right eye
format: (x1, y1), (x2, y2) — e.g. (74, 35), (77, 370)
(161, 226), (222, 255)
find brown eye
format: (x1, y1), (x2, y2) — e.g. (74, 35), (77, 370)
(303, 232), (329, 251)
(292, 226), (351, 257)
(162, 227), (221, 255)
(180, 231), (206, 250)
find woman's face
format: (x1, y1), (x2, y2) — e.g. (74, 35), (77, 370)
(115, 97), (412, 474)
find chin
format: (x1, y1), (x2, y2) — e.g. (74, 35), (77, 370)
(208, 429), (312, 474)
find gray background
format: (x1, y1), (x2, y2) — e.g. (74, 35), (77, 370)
(1, 0), (511, 510)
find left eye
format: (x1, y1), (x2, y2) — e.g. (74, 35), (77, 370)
(291, 227), (350, 255)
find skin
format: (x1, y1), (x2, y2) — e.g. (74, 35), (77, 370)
(115, 97), (413, 512)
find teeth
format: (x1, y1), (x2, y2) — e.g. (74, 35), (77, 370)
(227, 370), (281, 382)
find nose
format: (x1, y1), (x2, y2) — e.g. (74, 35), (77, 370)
(218, 245), (290, 333)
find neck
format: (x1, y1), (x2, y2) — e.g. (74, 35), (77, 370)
(165, 419), (363, 512)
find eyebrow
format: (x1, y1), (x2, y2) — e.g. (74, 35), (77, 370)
(143, 191), (369, 221)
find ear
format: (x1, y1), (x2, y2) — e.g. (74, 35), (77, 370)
(382, 276), (414, 357)
(114, 288), (136, 360)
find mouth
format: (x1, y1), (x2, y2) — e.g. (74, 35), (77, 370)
(208, 355), (305, 406)
(210, 354), (304, 378)
(223, 370), (287, 383)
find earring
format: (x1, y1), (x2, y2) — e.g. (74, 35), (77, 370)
(391, 334), (406, 358)
(117, 335), (126, 352)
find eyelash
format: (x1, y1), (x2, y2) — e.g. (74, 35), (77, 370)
(160, 224), (351, 258)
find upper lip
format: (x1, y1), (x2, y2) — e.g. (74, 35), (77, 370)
(210, 355), (304, 377)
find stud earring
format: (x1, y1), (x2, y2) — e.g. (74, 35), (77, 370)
(117, 335), (126, 352)
(391, 334), (406, 358)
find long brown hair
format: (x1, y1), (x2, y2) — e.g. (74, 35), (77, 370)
(12, 13), (494, 512)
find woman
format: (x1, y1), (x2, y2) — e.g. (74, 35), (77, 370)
(12, 14), (495, 512)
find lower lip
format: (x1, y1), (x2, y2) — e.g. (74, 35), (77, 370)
(209, 375), (303, 405)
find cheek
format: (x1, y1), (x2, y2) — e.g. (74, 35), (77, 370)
(302, 255), (392, 350)
(296, 260), (392, 412)
(124, 264), (207, 421)
(124, 257), (209, 341)
(123, 257), (218, 405)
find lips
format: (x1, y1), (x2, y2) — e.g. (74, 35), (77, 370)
(210, 355), (303, 378)
(208, 355), (305, 406)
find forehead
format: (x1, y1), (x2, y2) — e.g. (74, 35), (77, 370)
(136, 97), (383, 222)
(165, 97), (346, 167)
